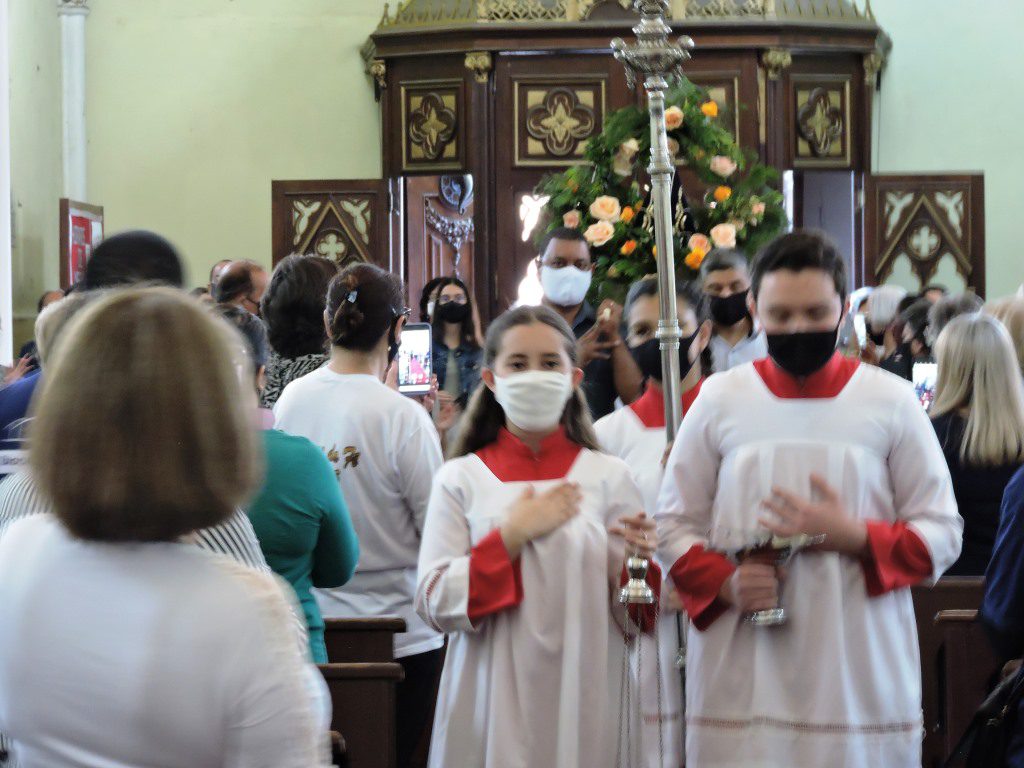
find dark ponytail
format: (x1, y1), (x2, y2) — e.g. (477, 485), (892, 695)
(449, 305), (599, 458)
(325, 264), (405, 352)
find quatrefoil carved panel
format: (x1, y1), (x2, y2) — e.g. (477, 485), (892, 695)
(408, 92), (457, 161)
(525, 87), (596, 157)
(797, 87), (844, 158)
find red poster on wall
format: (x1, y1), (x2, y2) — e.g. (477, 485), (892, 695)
(59, 199), (104, 289)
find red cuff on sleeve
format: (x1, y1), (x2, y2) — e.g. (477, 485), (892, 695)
(861, 520), (933, 597)
(467, 529), (524, 625)
(669, 545), (736, 631)
(619, 561), (663, 633)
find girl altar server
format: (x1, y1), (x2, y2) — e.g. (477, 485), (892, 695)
(595, 277), (712, 768)
(416, 305), (658, 768)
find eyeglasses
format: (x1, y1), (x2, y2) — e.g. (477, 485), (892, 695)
(438, 295), (468, 306)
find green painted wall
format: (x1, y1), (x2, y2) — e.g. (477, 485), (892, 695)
(8, 0), (63, 346)
(10, 1), (1022, 326)
(871, 0), (1024, 298)
(85, 0), (388, 288)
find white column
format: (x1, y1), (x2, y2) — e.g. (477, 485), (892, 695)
(58, 0), (89, 200)
(0, 0), (14, 363)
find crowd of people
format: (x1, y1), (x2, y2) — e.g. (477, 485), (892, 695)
(0, 225), (1023, 768)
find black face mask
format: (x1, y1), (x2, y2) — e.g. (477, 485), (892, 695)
(435, 302), (470, 324)
(629, 332), (698, 382)
(765, 324), (840, 378)
(708, 291), (750, 327)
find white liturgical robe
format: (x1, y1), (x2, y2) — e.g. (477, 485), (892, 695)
(596, 381), (704, 768)
(657, 354), (962, 768)
(416, 427), (657, 768)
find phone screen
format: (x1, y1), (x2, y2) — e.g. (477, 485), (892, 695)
(853, 314), (867, 348)
(398, 323), (433, 397)
(912, 362), (938, 411)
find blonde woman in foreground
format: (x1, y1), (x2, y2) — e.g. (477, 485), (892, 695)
(0, 288), (329, 768)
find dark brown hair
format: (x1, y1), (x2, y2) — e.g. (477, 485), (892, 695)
(751, 230), (848, 303)
(449, 305), (599, 458)
(214, 260), (265, 304)
(260, 254), (339, 358)
(326, 263), (405, 352)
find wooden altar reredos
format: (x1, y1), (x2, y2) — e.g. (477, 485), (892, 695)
(365, 0), (888, 313)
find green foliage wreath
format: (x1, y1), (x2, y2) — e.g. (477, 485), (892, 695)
(536, 77), (788, 303)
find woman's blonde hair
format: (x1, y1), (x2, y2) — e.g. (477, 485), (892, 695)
(984, 297), (1024, 376)
(931, 313), (1024, 466)
(30, 287), (263, 541)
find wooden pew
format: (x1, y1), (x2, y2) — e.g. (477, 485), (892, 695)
(912, 577), (985, 768)
(320, 662), (405, 768)
(324, 617), (406, 664)
(935, 610), (1002, 760)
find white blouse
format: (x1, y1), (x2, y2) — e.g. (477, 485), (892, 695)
(0, 515), (329, 768)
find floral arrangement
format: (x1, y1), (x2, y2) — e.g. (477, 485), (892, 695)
(536, 77), (787, 302)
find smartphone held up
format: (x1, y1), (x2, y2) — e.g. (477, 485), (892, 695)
(397, 323), (433, 397)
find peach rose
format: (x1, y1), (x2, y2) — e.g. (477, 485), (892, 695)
(710, 223), (737, 249)
(619, 138), (641, 159)
(688, 233), (711, 253)
(589, 195), (622, 223)
(664, 106), (685, 130)
(584, 220), (616, 247)
(613, 153), (634, 177)
(563, 210), (581, 229)
(751, 201), (767, 217)
(709, 155), (738, 178)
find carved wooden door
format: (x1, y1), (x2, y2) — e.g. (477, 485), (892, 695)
(404, 175), (476, 318)
(270, 179), (400, 273)
(863, 174), (985, 295)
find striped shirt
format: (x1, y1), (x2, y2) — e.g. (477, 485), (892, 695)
(0, 471), (308, 768)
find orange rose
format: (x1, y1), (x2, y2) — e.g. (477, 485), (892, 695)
(713, 186), (732, 203)
(701, 100), (719, 118)
(620, 239), (637, 256)
(685, 248), (707, 270)
(652, 245), (657, 257)
(620, 206), (635, 224)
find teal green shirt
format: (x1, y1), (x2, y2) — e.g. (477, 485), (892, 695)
(247, 429), (359, 663)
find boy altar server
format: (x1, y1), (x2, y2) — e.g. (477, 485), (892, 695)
(657, 231), (962, 768)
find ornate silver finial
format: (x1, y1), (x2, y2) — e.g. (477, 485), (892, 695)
(611, 1), (694, 91)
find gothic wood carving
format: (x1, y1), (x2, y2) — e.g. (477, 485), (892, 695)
(864, 174), (985, 295)
(271, 180), (396, 272)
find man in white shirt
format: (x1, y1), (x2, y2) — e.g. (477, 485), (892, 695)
(701, 248), (768, 372)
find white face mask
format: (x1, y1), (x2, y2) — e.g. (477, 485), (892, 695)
(493, 370), (573, 432)
(540, 265), (592, 307)
(427, 300), (436, 319)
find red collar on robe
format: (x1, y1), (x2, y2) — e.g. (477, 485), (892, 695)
(476, 426), (583, 482)
(753, 352), (860, 399)
(629, 380), (705, 429)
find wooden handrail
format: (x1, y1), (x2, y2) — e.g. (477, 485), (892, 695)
(323, 618), (407, 633)
(935, 609), (979, 624)
(318, 662), (405, 682)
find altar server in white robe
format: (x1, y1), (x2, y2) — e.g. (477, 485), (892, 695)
(657, 231), (962, 768)
(595, 276), (712, 768)
(417, 305), (660, 768)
